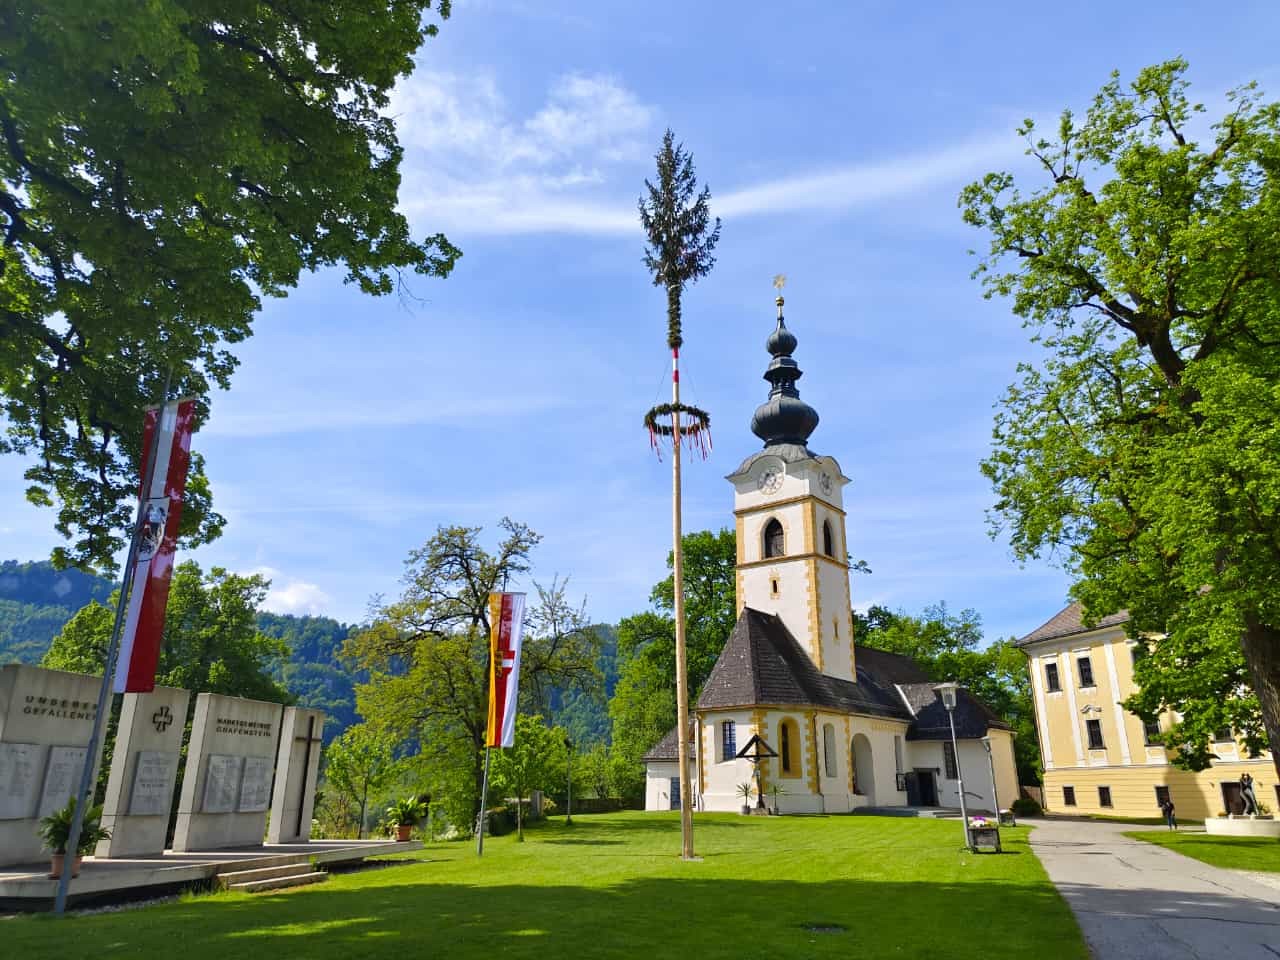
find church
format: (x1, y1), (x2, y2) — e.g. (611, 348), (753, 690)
(643, 293), (1019, 815)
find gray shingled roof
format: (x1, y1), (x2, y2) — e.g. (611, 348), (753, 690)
(643, 610), (1011, 761)
(1017, 602), (1130, 647)
(642, 722), (695, 762)
(695, 607), (909, 719)
(897, 683), (1011, 741)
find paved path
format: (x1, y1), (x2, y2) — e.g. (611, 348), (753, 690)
(1030, 819), (1280, 959)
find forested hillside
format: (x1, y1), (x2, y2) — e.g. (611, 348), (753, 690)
(0, 559), (617, 747)
(0, 560), (115, 663)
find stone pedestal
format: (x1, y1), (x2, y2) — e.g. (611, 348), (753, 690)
(267, 707), (325, 844)
(171, 693), (283, 852)
(0, 665), (106, 867)
(97, 686), (190, 858)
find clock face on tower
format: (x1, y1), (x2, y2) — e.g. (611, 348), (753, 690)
(757, 469), (783, 494)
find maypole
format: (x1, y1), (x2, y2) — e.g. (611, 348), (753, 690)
(639, 129), (720, 861)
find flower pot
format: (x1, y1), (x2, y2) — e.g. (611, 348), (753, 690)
(741, 805), (751, 816)
(395, 824), (413, 842)
(49, 854), (83, 879)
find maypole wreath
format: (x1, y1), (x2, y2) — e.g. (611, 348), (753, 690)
(643, 402), (712, 460)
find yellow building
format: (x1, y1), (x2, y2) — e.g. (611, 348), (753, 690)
(1019, 604), (1276, 820)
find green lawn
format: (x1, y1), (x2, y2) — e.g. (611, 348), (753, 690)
(7, 813), (1087, 959)
(1126, 829), (1280, 873)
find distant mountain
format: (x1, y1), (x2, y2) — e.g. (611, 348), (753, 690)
(0, 560), (116, 664)
(0, 560), (360, 742)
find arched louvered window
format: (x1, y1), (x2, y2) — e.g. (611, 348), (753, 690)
(764, 518), (784, 558)
(822, 520), (835, 557)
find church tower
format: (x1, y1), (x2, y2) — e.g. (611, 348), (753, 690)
(726, 292), (856, 681)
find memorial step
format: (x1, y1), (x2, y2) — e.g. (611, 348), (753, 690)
(225, 870), (329, 893)
(217, 862), (316, 888)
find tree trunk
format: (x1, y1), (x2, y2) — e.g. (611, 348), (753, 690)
(517, 793), (524, 841)
(1241, 618), (1280, 781)
(359, 784), (368, 840)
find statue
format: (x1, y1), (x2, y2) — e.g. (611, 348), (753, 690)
(1240, 773), (1259, 815)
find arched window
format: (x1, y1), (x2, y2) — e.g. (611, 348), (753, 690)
(721, 720), (736, 762)
(823, 723), (837, 778)
(822, 520), (835, 557)
(779, 717), (801, 777)
(764, 518), (784, 558)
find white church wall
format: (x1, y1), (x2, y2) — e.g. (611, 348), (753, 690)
(697, 710), (758, 812)
(907, 738), (1010, 814)
(644, 760), (684, 812)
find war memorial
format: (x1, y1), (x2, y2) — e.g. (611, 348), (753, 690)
(0, 662), (400, 907)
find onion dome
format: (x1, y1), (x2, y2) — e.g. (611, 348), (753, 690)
(749, 295), (820, 448)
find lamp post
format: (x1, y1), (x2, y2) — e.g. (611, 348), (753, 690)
(934, 682), (972, 851)
(564, 735), (574, 826)
(981, 735), (1000, 820)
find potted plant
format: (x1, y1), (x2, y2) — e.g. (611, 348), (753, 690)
(386, 796), (427, 841)
(769, 783), (787, 816)
(38, 796), (111, 879)
(736, 782), (754, 815)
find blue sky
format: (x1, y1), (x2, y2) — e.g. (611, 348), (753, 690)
(4, 1), (1280, 642)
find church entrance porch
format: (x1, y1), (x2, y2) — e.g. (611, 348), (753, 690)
(904, 770), (939, 807)
(851, 734), (876, 804)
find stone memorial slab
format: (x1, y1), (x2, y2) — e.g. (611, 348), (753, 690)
(267, 707), (325, 843)
(238, 756), (272, 813)
(0, 665), (104, 867)
(172, 692), (282, 851)
(98, 686), (191, 858)
(203, 754), (243, 814)
(128, 750), (180, 816)
(37, 745), (88, 818)
(0, 743), (42, 821)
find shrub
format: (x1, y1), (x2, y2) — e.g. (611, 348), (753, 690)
(1011, 796), (1042, 817)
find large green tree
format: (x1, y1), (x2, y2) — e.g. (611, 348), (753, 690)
(345, 520), (600, 827)
(962, 59), (1280, 775)
(1, 1), (460, 570)
(321, 723), (402, 838)
(43, 560), (289, 702)
(606, 529), (736, 798)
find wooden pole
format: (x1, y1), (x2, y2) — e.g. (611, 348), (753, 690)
(55, 373), (169, 914)
(671, 346), (695, 860)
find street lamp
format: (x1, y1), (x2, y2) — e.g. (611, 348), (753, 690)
(934, 681), (972, 851)
(981, 735), (1000, 822)
(564, 735), (574, 825)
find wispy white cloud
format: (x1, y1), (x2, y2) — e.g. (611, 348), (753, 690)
(392, 67), (1020, 234)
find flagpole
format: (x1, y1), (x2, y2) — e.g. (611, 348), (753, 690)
(54, 374), (170, 914)
(476, 746), (492, 857)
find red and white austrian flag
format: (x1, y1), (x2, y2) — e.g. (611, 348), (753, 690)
(113, 398), (196, 694)
(485, 591), (526, 748)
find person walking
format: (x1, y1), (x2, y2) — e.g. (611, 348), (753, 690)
(1160, 796), (1177, 830)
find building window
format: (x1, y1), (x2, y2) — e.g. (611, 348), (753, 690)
(1063, 786), (1077, 807)
(1154, 786), (1171, 809)
(721, 720), (736, 762)
(779, 718), (800, 777)
(823, 723), (837, 778)
(1086, 718), (1105, 750)
(1213, 727), (1233, 743)
(943, 740), (958, 780)
(822, 520), (834, 557)
(1142, 716), (1162, 745)
(770, 578), (780, 596)
(1077, 656), (1095, 687)
(1098, 786), (1113, 808)
(764, 519), (785, 558)
(1045, 662), (1061, 692)
(893, 735), (904, 774)
(669, 777), (680, 811)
